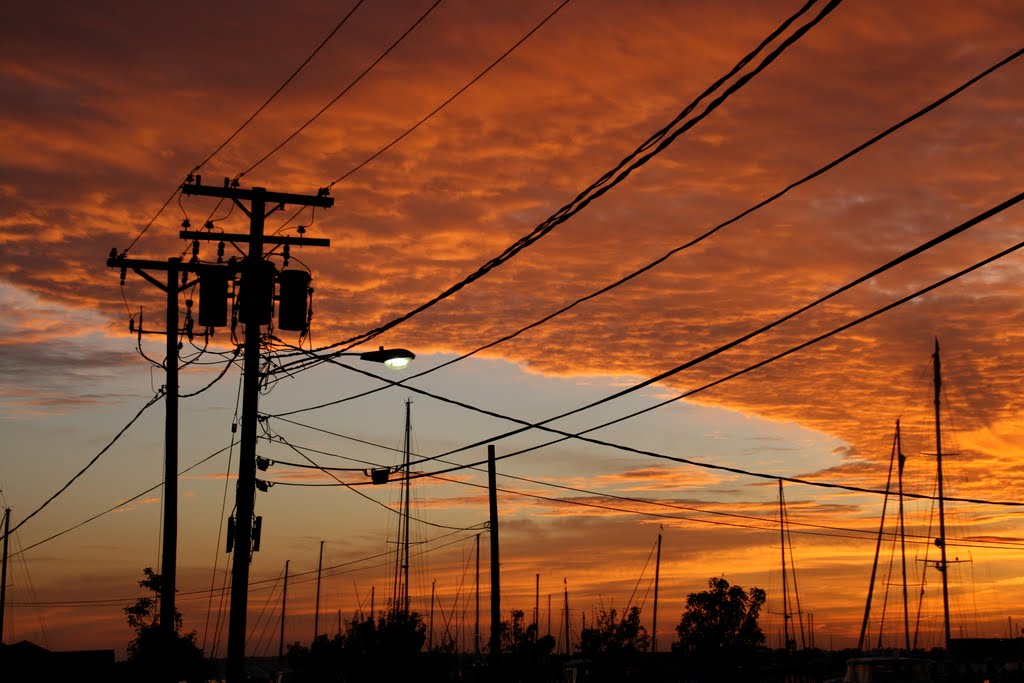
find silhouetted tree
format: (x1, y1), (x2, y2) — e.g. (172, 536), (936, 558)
(498, 609), (557, 682)
(123, 568), (208, 683)
(674, 577), (766, 680)
(577, 606), (650, 681)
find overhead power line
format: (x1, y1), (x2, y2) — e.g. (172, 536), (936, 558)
(268, 44), (1024, 417)
(280, 0), (844, 360)
(3, 391), (165, 542)
(235, 0), (444, 181)
(271, 213), (1024, 506)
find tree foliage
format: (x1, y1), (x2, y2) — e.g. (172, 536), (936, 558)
(123, 568), (208, 683)
(674, 577), (766, 661)
(577, 606), (650, 682)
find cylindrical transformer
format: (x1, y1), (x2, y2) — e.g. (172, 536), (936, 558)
(198, 268), (230, 328)
(278, 269), (312, 331)
(238, 260), (276, 326)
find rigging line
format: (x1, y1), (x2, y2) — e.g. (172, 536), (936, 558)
(327, 0), (572, 188)
(191, 0), (367, 175)
(312, 231), (1024, 507)
(271, 433), (487, 532)
(11, 441), (237, 558)
(236, 0), (444, 180)
(3, 390), (165, 542)
(277, 0), (842, 360)
(625, 538), (658, 610)
(285, 191), (1024, 476)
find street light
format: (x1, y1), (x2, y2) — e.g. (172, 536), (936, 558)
(358, 346), (416, 370)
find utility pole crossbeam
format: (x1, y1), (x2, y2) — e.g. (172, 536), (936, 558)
(178, 181), (332, 683)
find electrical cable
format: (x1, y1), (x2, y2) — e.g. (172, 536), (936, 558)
(326, 0), (573, 189)
(276, 43), (1024, 409)
(278, 0), (843, 360)
(235, 0), (444, 181)
(10, 441), (237, 558)
(2, 390), (165, 542)
(191, 0), (367, 177)
(272, 227), (1024, 507)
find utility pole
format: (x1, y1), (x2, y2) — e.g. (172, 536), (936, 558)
(652, 531), (662, 653)
(314, 541), (324, 642)
(103, 254), (192, 649)
(180, 178), (333, 683)
(0, 508), (9, 644)
(475, 532), (480, 657)
(279, 560), (289, 659)
(488, 444), (501, 667)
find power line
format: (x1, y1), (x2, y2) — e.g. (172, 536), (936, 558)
(235, 0), (444, 181)
(276, 0), (843, 361)
(3, 391), (165, 542)
(271, 226), (1024, 507)
(325, 0), (573, 189)
(191, 0), (368, 176)
(10, 442), (237, 557)
(265, 44), (1024, 418)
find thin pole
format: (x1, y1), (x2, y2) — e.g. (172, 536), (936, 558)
(652, 532), (662, 652)
(474, 533), (480, 656)
(314, 541), (324, 641)
(563, 579), (570, 656)
(857, 430), (897, 652)
(161, 259), (180, 642)
(402, 400), (412, 614)
(429, 579), (435, 651)
(933, 339), (952, 651)
(279, 560), (289, 658)
(779, 480), (791, 651)
(535, 573), (540, 639)
(547, 594), (552, 638)
(897, 421), (911, 653)
(0, 508), (9, 644)
(488, 445), (501, 665)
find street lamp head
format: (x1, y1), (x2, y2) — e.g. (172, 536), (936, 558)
(359, 346), (415, 370)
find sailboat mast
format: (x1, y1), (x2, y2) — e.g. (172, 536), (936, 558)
(933, 339), (952, 650)
(779, 480), (792, 651)
(652, 531), (662, 653)
(279, 559), (289, 658)
(401, 398), (412, 614)
(896, 420), (911, 652)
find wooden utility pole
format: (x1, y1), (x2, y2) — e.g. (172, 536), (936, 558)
(488, 444), (501, 666)
(314, 541), (324, 641)
(475, 533), (480, 656)
(652, 532), (662, 652)
(279, 560), (289, 658)
(181, 179), (332, 683)
(0, 508), (9, 644)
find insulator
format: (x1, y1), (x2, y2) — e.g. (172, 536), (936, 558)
(238, 261), (276, 326)
(217, 241), (225, 264)
(181, 218), (191, 228)
(204, 220), (214, 230)
(226, 515), (235, 553)
(119, 267), (127, 285)
(282, 244), (290, 268)
(191, 240), (199, 262)
(277, 270), (311, 332)
(199, 269), (230, 328)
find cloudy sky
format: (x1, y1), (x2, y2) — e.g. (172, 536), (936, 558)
(2, 0), (1024, 657)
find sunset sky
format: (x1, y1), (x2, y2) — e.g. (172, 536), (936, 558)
(2, 0), (1024, 659)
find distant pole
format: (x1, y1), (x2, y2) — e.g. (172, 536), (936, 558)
(279, 560), (289, 658)
(779, 480), (791, 651)
(475, 533), (480, 656)
(429, 579), (436, 651)
(314, 541), (324, 642)
(563, 579), (570, 656)
(0, 508), (9, 644)
(652, 532), (662, 652)
(535, 573), (540, 638)
(488, 445), (501, 666)
(547, 594), (552, 637)
(933, 339), (952, 651)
